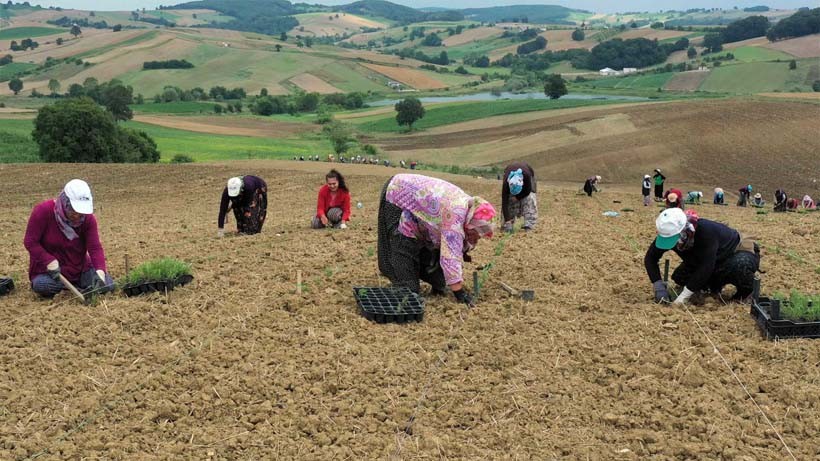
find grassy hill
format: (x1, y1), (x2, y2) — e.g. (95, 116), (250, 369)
(461, 5), (583, 24)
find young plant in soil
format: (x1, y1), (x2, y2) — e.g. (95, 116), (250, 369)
(122, 257), (192, 286)
(772, 289), (820, 322)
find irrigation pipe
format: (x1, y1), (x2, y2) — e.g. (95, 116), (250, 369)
(590, 193), (796, 459)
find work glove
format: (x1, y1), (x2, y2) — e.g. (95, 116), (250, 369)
(502, 221), (514, 234)
(653, 280), (670, 304)
(339, 223), (347, 229)
(462, 253), (472, 263)
(673, 287), (694, 306)
(217, 228), (225, 238)
(46, 260), (60, 281)
(453, 289), (475, 308)
(91, 270), (107, 292)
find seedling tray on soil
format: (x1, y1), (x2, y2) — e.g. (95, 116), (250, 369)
(353, 286), (424, 323)
(0, 277), (14, 296)
(122, 274), (194, 297)
(750, 297), (820, 340)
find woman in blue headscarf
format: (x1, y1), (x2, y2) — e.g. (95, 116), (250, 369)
(501, 162), (537, 232)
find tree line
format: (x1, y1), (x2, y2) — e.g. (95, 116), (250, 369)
(143, 59), (195, 70)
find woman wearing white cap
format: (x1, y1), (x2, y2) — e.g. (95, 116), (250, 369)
(23, 179), (114, 298)
(583, 175), (601, 197)
(217, 175), (268, 236)
(641, 175), (652, 206)
(751, 193), (765, 208)
(645, 208), (759, 305)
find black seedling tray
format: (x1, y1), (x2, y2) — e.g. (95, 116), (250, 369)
(750, 297), (820, 340)
(122, 274), (194, 297)
(353, 286), (424, 323)
(0, 277), (14, 296)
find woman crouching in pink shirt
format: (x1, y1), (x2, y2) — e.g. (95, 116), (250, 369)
(23, 179), (114, 298)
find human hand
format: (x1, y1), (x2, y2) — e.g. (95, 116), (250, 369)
(91, 270), (107, 291)
(47, 260), (60, 281)
(320, 216), (329, 227)
(653, 280), (670, 304)
(453, 289), (475, 308)
(502, 221), (514, 234)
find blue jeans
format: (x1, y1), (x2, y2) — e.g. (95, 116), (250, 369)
(32, 268), (115, 298)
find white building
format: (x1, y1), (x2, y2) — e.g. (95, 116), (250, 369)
(622, 67), (637, 74)
(599, 67), (618, 76)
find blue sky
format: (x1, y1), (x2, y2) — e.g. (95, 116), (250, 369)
(36, 1), (812, 14)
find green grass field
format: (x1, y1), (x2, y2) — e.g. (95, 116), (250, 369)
(583, 72), (676, 90)
(0, 117), (331, 162)
(197, 12), (235, 23)
(0, 26), (64, 40)
(435, 36), (511, 61)
(725, 46), (795, 63)
(131, 101), (227, 114)
(0, 62), (37, 82)
(0, 119), (39, 163)
(700, 61), (815, 93)
(352, 98), (629, 133)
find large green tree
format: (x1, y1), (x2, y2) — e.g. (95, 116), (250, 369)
(32, 97), (158, 163)
(395, 97), (425, 131)
(8, 77), (23, 95)
(544, 74), (567, 99)
(101, 83), (134, 121)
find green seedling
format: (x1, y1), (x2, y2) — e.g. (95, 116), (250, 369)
(772, 289), (820, 322)
(122, 257), (192, 285)
(786, 251), (805, 265)
(366, 246), (375, 258)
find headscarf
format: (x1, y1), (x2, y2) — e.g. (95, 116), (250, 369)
(803, 195), (814, 208)
(676, 209), (699, 252)
(507, 169), (524, 196)
(465, 198), (495, 238)
(714, 187), (723, 195)
(54, 191), (84, 240)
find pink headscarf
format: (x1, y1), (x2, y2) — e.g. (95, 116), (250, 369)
(465, 198), (496, 238)
(54, 191), (85, 240)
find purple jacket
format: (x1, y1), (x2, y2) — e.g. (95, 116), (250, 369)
(23, 200), (107, 282)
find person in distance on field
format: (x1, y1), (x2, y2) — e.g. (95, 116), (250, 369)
(501, 162), (537, 232)
(583, 175), (601, 197)
(773, 189), (788, 212)
(377, 174), (495, 307)
(685, 191), (703, 205)
(23, 179), (114, 298)
(312, 169), (351, 229)
(786, 198), (800, 210)
(218, 175), (268, 237)
(802, 195), (816, 209)
(664, 188), (685, 209)
(642, 175), (652, 206)
(713, 187), (724, 205)
(652, 169), (666, 201)
(646, 208), (759, 305)
(751, 193), (765, 207)
(737, 184), (752, 207)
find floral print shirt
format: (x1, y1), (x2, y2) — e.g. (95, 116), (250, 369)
(386, 174), (471, 285)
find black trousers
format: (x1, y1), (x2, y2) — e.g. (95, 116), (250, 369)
(671, 250), (759, 299)
(377, 179), (446, 293)
(654, 184), (663, 199)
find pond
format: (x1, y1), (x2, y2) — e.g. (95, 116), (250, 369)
(368, 92), (649, 107)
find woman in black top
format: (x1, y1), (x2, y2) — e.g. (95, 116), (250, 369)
(646, 208), (759, 305)
(217, 175), (268, 236)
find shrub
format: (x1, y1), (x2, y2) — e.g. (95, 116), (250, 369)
(170, 154), (194, 163)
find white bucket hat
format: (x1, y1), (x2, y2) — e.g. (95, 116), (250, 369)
(63, 179), (94, 214)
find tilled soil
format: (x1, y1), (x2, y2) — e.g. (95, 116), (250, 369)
(0, 162), (818, 460)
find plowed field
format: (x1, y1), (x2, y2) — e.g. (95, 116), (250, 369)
(1, 162), (818, 459)
(374, 99), (820, 196)
(361, 63), (448, 90)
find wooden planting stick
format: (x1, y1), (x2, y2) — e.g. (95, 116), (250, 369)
(58, 274), (86, 303)
(663, 259), (670, 282)
(498, 281), (519, 297)
(125, 253), (130, 277)
(473, 271), (479, 300)
(296, 270), (302, 295)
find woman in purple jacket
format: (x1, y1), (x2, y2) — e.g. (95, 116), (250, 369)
(23, 179), (114, 298)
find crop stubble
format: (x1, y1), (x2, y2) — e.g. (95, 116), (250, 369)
(0, 162), (818, 459)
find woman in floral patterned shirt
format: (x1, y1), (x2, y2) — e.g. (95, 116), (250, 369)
(377, 174), (495, 307)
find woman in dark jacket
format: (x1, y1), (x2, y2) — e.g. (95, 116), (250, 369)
(217, 175), (268, 236)
(652, 169), (666, 201)
(501, 162), (537, 232)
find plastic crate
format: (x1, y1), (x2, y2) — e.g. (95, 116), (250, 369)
(750, 297), (820, 340)
(0, 277), (14, 296)
(122, 274), (194, 297)
(353, 286), (424, 324)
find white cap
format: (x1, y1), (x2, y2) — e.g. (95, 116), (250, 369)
(63, 179), (93, 214)
(644, 174), (650, 179)
(655, 207), (687, 249)
(595, 175), (602, 181)
(227, 177), (242, 197)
